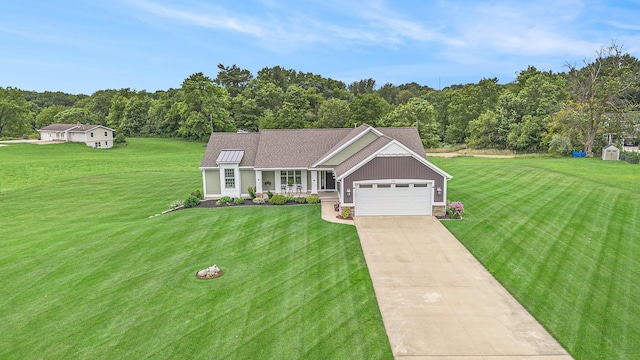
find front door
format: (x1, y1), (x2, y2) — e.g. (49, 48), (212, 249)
(323, 170), (335, 190)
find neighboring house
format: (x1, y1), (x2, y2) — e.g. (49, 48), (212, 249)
(38, 123), (114, 149)
(200, 124), (452, 217)
(602, 144), (620, 161)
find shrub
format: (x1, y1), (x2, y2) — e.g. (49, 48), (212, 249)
(114, 133), (126, 143)
(269, 194), (287, 205)
(184, 195), (200, 208)
(215, 199), (222, 206)
(621, 151), (640, 164)
(295, 197), (306, 204)
(267, 190), (274, 199)
(286, 192), (295, 202)
(191, 189), (204, 200)
(341, 207), (351, 219)
(219, 196), (232, 205)
(248, 186), (257, 199)
(446, 201), (464, 219)
(234, 197), (244, 205)
(170, 200), (184, 209)
(306, 195), (319, 204)
(548, 135), (572, 157)
(252, 197), (266, 204)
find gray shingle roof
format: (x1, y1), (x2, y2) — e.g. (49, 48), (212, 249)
(253, 128), (353, 168)
(378, 127), (426, 159)
(200, 132), (260, 167)
(200, 126), (427, 170)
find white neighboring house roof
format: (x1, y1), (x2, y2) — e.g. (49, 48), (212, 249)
(38, 124), (115, 133)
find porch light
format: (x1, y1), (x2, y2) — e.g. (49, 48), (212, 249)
(436, 187), (442, 196)
(346, 188), (351, 197)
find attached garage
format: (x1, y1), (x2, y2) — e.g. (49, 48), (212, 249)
(354, 181), (433, 216)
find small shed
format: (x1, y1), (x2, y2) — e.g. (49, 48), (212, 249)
(602, 144), (620, 161)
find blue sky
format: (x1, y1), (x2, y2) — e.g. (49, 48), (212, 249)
(1, 0), (639, 94)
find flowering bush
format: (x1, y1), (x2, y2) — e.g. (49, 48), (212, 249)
(446, 201), (464, 219)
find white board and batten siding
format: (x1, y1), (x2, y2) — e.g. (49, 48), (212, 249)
(354, 180), (433, 216)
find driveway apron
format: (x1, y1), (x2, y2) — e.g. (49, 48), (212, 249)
(354, 216), (572, 359)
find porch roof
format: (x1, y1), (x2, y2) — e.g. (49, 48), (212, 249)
(216, 149), (244, 164)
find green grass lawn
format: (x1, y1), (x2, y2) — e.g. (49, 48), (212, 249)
(0, 139), (392, 359)
(429, 156), (640, 360)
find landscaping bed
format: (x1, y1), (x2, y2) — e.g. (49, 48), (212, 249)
(196, 197), (320, 208)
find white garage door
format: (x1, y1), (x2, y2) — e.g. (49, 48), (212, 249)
(355, 182), (432, 216)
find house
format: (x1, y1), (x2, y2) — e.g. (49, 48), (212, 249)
(602, 144), (620, 161)
(199, 124), (452, 217)
(38, 123), (114, 149)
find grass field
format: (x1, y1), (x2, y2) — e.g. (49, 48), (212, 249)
(0, 139), (392, 359)
(429, 156), (640, 360)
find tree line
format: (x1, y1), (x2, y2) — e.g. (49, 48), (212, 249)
(1, 43), (638, 155)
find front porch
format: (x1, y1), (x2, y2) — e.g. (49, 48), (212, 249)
(255, 169), (337, 196)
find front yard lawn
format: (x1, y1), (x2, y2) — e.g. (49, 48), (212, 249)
(0, 140), (392, 359)
(431, 156), (640, 360)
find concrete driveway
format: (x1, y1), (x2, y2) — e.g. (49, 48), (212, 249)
(354, 216), (572, 359)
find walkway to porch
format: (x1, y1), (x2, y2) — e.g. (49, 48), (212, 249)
(318, 192), (354, 225)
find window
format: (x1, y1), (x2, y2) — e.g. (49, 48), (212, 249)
(90, 132), (94, 137)
(358, 184), (373, 189)
(105, 141), (108, 147)
(104, 131), (108, 136)
(224, 169), (235, 188)
(414, 183), (428, 188)
(280, 170), (302, 185)
(396, 184), (409, 188)
(377, 184), (391, 188)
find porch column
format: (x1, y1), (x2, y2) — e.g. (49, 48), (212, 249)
(255, 170), (263, 195)
(310, 170), (318, 194)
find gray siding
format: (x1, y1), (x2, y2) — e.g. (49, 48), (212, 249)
(343, 156), (445, 203)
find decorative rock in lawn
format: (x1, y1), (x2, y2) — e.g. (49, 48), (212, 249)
(196, 264), (223, 279)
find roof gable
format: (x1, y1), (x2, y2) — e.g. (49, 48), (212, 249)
(313, 124), (382, 167)
(335, 139), (452, 181)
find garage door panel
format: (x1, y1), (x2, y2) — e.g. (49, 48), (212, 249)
(355, 183), (432, 216)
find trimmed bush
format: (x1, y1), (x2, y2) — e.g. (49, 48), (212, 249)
(184, 195), (200, 208)
(252, 197), (266, 204)
(248, 186), (256, 199)
(191, 189), (204, 200)
(295, 197), (306, 204)
(341, 207), (351, 219)
(269, 194), (287, 205)
(306, 195), (319, 204)
(114, 133), (126, 143)
(219, 196), (232, 205)
(234, 197), (244, 205)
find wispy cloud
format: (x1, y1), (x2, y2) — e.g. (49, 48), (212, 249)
(127, 0), (263, 36)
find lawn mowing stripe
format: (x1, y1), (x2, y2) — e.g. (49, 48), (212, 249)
(435, 156), (640, 360)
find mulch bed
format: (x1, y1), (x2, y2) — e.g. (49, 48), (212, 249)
(196, 199), (320, 208)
